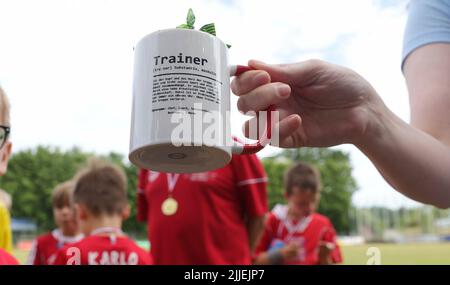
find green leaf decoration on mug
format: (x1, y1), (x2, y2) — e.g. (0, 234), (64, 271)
(176, 8), (195, 29)
(176, 23), (193, 29)
(186, 8), (196, 27)
(199, 23), (216, 36)
(177, 9), (231, 48)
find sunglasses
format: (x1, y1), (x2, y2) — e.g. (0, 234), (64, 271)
(0, 125), (10, 149)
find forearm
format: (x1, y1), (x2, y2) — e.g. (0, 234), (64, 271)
(246, 216), (265, 253)
(319, 257), (332, 265)
(318, 244), (333, 265)
(356, 105), (450, 208)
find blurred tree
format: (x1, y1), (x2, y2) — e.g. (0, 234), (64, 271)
(0, 146), (147, 237)
(5, 146), (449, 239)
(261, 157), (290, 210)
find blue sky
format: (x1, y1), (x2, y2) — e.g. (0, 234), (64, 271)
(0, 0), (417, 208)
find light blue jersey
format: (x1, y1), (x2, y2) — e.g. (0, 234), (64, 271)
(402, 0), (450, 69)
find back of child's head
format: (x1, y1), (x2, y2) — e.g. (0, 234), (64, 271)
(73, 158), (128, 216)
(52, 181), (75, 209)
(0, 86), (10, 126)
(284, 162), (322, 196)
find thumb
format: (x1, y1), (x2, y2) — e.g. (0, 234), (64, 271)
(248, 59), (292, 84)
(249, 59), (325, 87)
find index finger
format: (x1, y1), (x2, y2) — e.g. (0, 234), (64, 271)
(231, 70), (270, 95)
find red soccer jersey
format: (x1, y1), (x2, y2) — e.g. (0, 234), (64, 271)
(255, 204), (343, 265)
(28, 229), (84, 265)
(137, 154), (268, 265)
(52, 235), (153, 265)
(0, 248), (19, 265)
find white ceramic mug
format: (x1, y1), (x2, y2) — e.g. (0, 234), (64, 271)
(129, 29), (273, 173)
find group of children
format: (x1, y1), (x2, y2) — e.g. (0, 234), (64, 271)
(0, 86), (341, 265)
(0, 86), (153, 265)
(28, 160), (153, 265)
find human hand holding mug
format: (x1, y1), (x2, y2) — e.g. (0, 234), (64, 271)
(231, 59), (385, 149)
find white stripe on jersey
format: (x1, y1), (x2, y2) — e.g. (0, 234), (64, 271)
(273, 204), (313, 236)
(237, 177), (268, 187)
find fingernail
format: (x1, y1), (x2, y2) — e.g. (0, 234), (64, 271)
(249, 59), (267, 67)
(253, 72), (269, 85)
(237, 98), (247, 113)
(290, 114), (301, 125)
(277, 84), (291, 97)
(250, 59), (266, 65)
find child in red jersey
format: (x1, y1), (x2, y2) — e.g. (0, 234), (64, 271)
(52, 159), (153, 265)
(137, 154), (268, 265)
(28, 181), (83, 265)
(254, 162), (342, 265)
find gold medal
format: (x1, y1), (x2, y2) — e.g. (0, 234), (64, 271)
(162, 174), (180, 216)
(161, 197), (178, 216)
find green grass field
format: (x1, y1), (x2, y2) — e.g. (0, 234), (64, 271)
(13, 248), (29, 264)
(13, 242), (450, 265)
(341, 243), (450, 265)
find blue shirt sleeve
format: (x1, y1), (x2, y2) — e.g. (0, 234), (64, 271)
(402, 0), (450, 69)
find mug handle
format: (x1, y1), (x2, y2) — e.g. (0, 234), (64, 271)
(229, 65), (275, 155)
